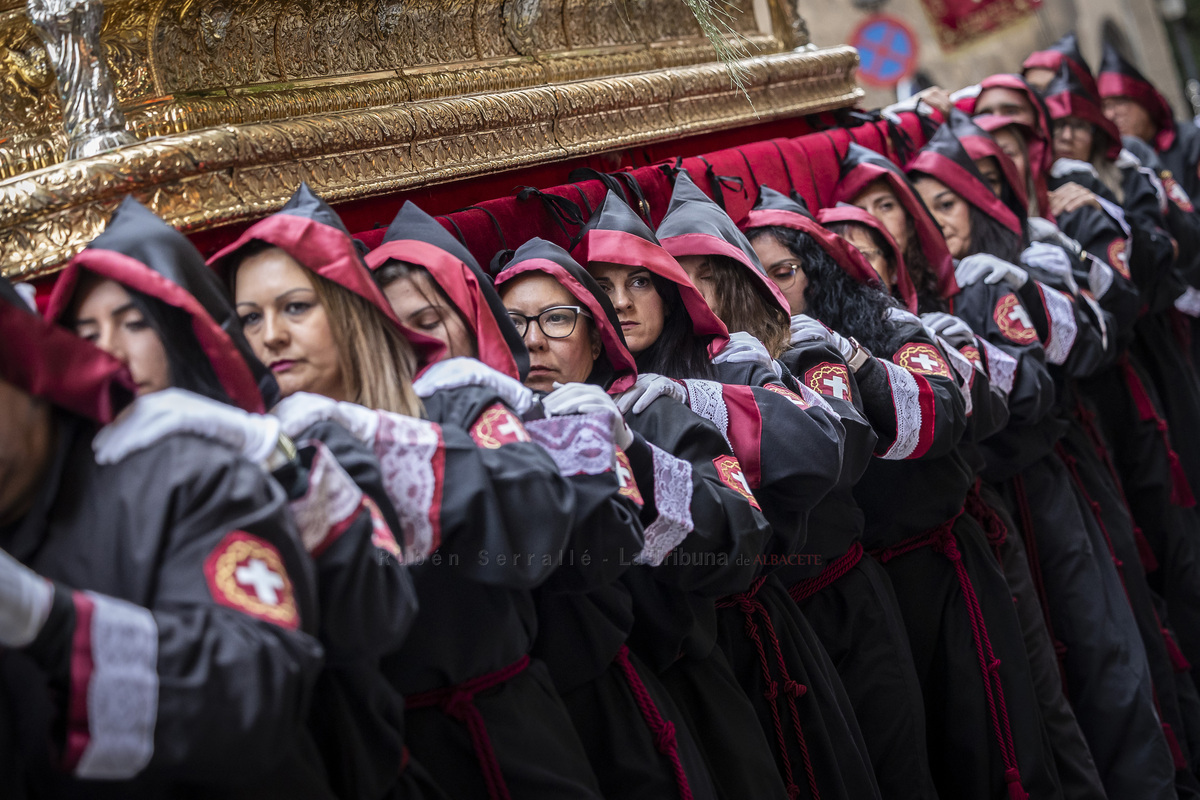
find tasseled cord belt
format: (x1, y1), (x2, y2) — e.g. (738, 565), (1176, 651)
(869, 508), (1030, 800)
(406, 654), (531, 800)
(613, 644), (696, 800)
(716, 576), (818, 800)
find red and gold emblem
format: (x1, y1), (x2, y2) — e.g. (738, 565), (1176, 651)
(1107, 238), (1131, 280)
(894, 342), (953, 378)
(992, 294), (1038, 345)
(1163, 174), (1194, 213)
(469, 404), (532, 449)
(712, 454), (761, 510)
(762, 382), (810, 409)
(614, 449), (644, 506)
(204, 531), (300, 629)
(363, 495), (402, 559)
(804, 362), (853, 402)
(960, 345), (982, 369)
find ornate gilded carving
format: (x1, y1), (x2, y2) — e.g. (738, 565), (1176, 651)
(503, 0), (540, 55)
(0, 45), (860, 280)
(0, 0), (862, 279)
(27, 0), (135, 158)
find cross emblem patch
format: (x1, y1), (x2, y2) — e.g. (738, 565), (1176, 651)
(993, 294), (1038, 345)
(712, 454), (761, 510)
(615, 449), (644, 506)
(204, 531), (300, 629)
(804, 362), (853, 403)
(470, 404), (533, 449)
(894, 342), (952, 379)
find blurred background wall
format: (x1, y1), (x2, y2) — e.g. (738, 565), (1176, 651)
(794, 0), (1199, 116)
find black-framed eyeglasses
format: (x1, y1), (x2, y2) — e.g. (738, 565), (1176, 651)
(508, 305), (592, 339)
(1053, 118), (1093, 137)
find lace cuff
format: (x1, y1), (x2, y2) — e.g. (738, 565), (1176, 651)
(634, 443), (695, 566)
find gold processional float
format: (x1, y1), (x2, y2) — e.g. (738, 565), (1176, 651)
(0, 0), (863, 281)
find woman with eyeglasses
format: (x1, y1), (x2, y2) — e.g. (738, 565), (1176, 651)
(565, 189), (841, 800)
(495, 233), (789, 800)
(654, 172), (891, 800)
(745, 182), (1068, 799)
(366, 201), (676, 795)
(213, 186), (608, 800)
(909, 117), (1200, 799)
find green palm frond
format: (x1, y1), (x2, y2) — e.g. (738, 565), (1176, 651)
(682, 0), (755, 100)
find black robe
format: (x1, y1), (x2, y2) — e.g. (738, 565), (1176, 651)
(779, 341), (941, 800)
(620, 396), (784, 800)
(855, 321), (1063, 800)
(952, 278), (1108, 800)
(1, 414), (328, 799)
(379, 384), (605, 800)
(524, 406), (718, 800)
(693, 362), (882, 800)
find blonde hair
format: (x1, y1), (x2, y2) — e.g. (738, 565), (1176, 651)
(709, 255), (792, 359)
(306, 268), (424, 417)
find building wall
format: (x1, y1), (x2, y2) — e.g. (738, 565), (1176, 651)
(797, 0), (1188, 113)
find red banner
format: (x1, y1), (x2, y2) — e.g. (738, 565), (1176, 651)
(919, 0), (1042, 51)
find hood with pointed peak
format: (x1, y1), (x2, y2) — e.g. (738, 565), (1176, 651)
(495, 238), (637, 395)
(208, 183), (446, 371)
(906, 119), (1023, 236)
(656, 171), (791, 315)
(834, 143), (957, 299)
(1098, 41), (1176, 152)
(571, 190), (728, 357)
(1023, 33), (1098, 96)
(46, 195), (273, 413)
(367, 200), (529, 381)
(1043, 60), (1123, 161)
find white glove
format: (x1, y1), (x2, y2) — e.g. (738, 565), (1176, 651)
(543, 382), (633, 449)
(1021, 242), (1079, 294)
(921, 312), (975, 348)
(789, 313), (832, 345)
(1026, 216), (1060, 243)
(93, 388), (281, 466)
(885, 306), (923, 328)
(13, 282), (37, 312)
(272, 392), (381, 443)
(615, 373), (688, 415)
(0, 548), (53, 648)
(412, 357), (533, 415)
(713, 331), (782, 379)
(955, 254), (1028, 290)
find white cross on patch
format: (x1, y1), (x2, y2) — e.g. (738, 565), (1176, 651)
(617, 460), (633, 488)
(729, 467), (752, 495)
(1007, 305), (1033, 329)
(822, 375), (849, 400)
(497, 417), (524, 439)
(910, 352), (940, 372)
(236, 558), (285, 606)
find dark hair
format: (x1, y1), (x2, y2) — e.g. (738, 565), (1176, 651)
(903, 237), (948, 313)
(635, 275), (716, 380)
(965, 203), (1025, 263)
(824, 219), (895, 281)
(126, 288), (234, 405)
(706, 255), (791, 358)
(372, 259), (478, 359)
(747, 227), (900, 354)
